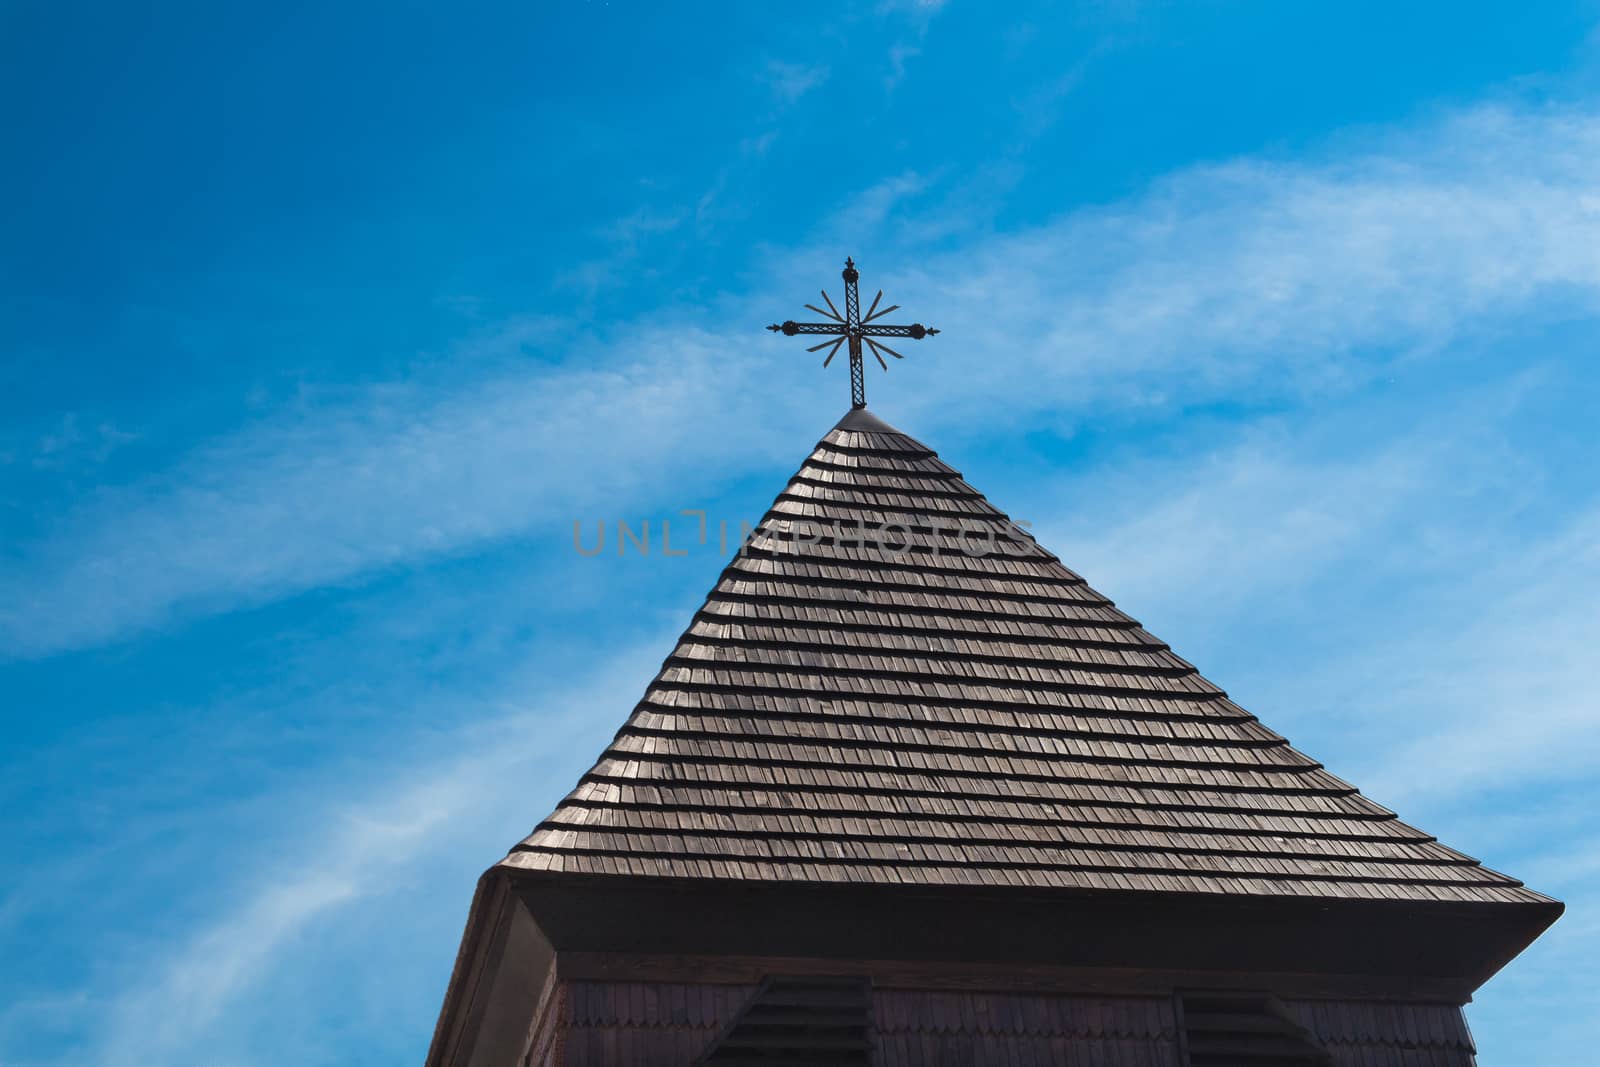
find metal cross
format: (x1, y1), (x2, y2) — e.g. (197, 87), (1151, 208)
(768, 257), (939, 409)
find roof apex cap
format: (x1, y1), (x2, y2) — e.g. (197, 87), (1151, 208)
(832, 406), (905, 434)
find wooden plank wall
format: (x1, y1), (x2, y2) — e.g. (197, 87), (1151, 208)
(531, 982), (754, 1066)
(872, 989), (1178, 1066)
(1282, 999), (1477, 1067)
(530, 981), (1478, 1067)
(538, 982), (1175, 1066)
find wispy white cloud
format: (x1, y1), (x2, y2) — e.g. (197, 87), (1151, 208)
(0, 413), (137, 471)
(944, 288), (1597, 1067)
(558, 206), (686, 296)
(1028, 374), (1599, 844)
(1339, 504), (1600, 807)
(822, 170), (932, 239)
(1049, 394), (1600, 820)
(876, 105), (1600, 426)
(40, 641), (665, 1067)
(10, 98), (1600, 1067)
(0, 330), (807, 658)
(1042, 429), (1448, 621)
(600, 207), (685, 245)
(33, 370), (1592, 1067)
(1035, 374), (1547, 626)
(8, 103), (1600, 662)
(877, 0), (948, 19)
(739, 130), (777, 156)
(877, 0), (947, 89)
(763, 59), (830, 105)
(884, 41), (920, 90)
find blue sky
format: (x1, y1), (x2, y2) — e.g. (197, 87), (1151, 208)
(4, 1), (1600, 1063)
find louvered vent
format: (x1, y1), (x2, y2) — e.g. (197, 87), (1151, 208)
(1179, 992), (1332, 1066)
(696, 975), (873, 1066)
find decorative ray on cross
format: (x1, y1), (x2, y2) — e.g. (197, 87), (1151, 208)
(767, 257), (939, 409)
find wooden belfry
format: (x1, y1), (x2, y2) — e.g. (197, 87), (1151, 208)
(427, 261), (1560, 1066)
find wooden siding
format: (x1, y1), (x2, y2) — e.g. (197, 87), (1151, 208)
(538, 982), (753, 1067)
(537, 981), (1478, 1067)
(873, 989), (1177, 1066)
(546, 982), (1177, 1066)
(1283, 999), (1477, 1067)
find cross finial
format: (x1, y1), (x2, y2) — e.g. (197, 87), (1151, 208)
(767, 257), (939, 409)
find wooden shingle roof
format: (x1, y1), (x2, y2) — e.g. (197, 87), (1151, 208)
(504, 407), (1551, 906)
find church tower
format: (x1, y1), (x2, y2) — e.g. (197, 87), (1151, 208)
(426, 262), (1560, 1066)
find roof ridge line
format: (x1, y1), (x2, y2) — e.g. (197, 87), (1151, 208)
(814, 439), (938, 460)
(552, 798), (1431, 840)
(628, 709), (1281, 748)
(689, 615), (1169, 652)
(763, 505), (1027, 531)
(586, 754), (1352, 795)
(692, 604), (1157, 639)
(657, 663), (1228, 702)
(718, 568), (1118, 606)
(637, 694), (1252, 726)
(701, 589), (1138, 625)
(774, 502), (1011, 527)
(800, 456), (963, 477)
(644, 679), (1247, 716)
(534, 819), (1468, 866)
(737, 543), (1072, 579)
(753, 515), (1046, 547)
(577, 773), (1399, 819)
(608, 728), (1318, 773)
(671, 634), (1197, 677)
(507, 844), (1523, 888)
(788, 470), (977, 491)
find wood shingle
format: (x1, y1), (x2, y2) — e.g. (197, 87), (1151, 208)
(502, 407), (1553, 908)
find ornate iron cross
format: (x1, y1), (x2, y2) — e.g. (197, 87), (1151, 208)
(768, 257), (939, 409)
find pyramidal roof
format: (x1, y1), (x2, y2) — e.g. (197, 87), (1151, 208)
(504, 407), (1551, 906)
